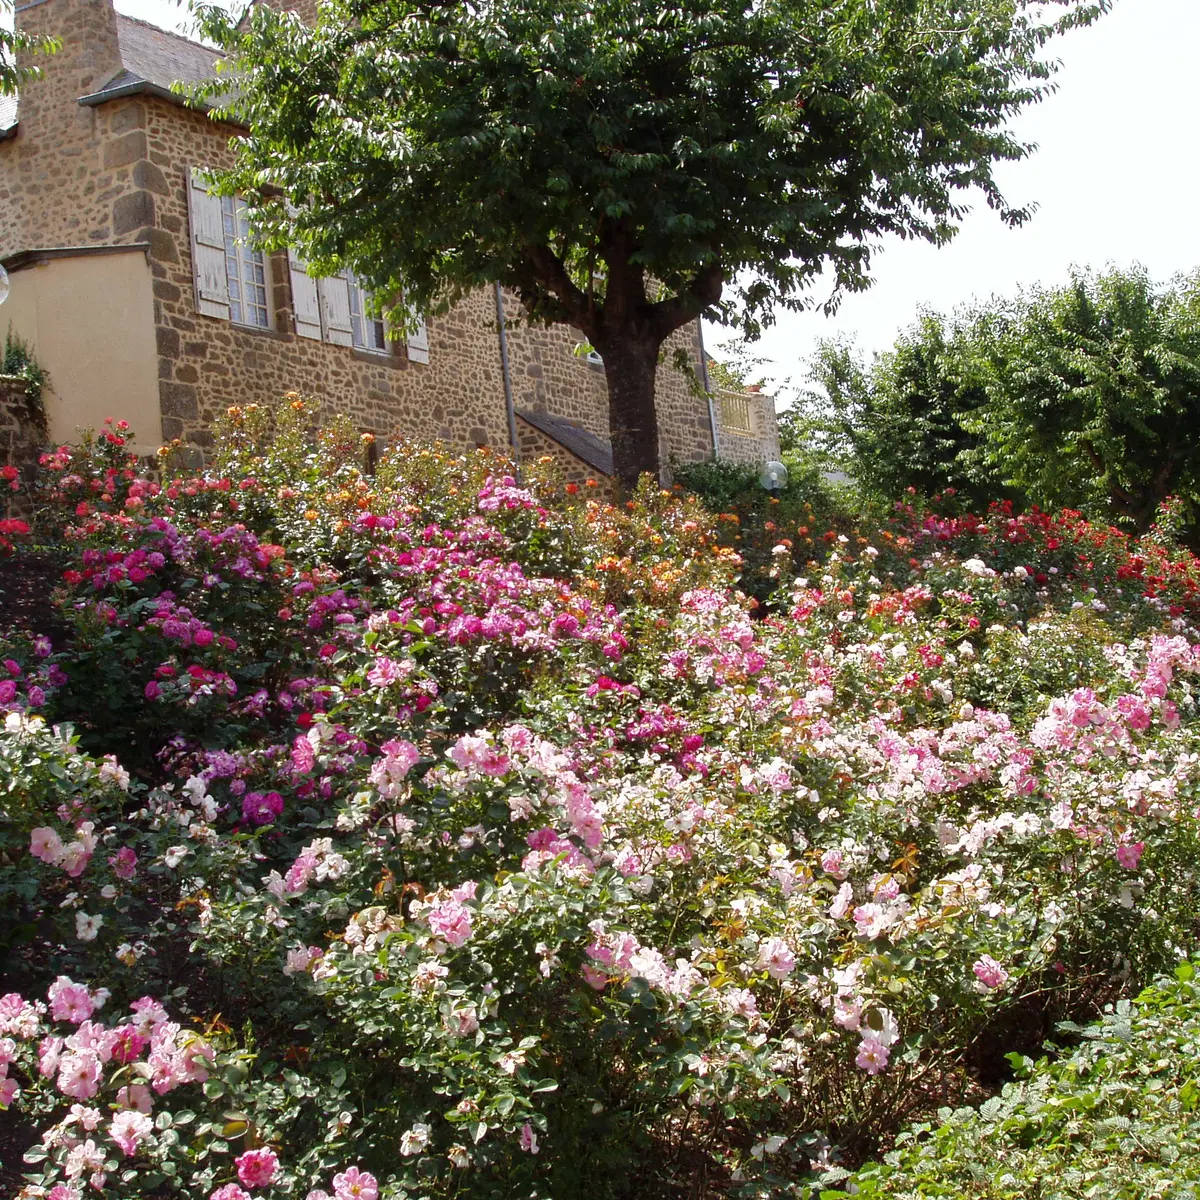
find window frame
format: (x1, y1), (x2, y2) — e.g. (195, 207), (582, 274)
(220, 193), (274, 332)
(347, 274), (390, 354)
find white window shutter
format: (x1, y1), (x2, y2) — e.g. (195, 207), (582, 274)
(187, 167), (230, 320)
(287, 249), (323, 341)
(406, 307), (430, 364)
(319, 272), (354, 346)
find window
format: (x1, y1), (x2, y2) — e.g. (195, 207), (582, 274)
(188, 168), (274, 329)
(348, 275), (388, 352)
(220, 195), (272, 329)
(189, 167), (430, 363)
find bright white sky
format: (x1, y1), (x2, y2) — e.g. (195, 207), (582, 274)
(10, 0), (1197, 402)
(728, 0), (1200, 399)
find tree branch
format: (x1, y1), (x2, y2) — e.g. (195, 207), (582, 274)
(647, 264), (725, 339)
(521, 244), (595, 337)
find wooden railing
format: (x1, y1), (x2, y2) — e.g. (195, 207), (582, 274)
(717, 388), (755, 437)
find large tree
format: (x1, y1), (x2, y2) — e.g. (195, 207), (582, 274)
(195, 0), (1106, 486)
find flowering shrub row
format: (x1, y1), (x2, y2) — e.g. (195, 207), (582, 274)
(1, 402), (1199, 1197)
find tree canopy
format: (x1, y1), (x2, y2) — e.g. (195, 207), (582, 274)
(965, 266), (1200, 531)
(801, 318), (1008, 508)
(195, 0), (1107, 484)
(801, 266), (1200, 535)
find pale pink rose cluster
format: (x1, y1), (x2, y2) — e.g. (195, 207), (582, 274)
(447, 733), (511, 778)
(368, 737), (421, 798)
(365, 654), (414, 689)
(29, 821), (98, 878)
(423, 881), (478, 947)
(268, 837), (350, 899)
(476, 474), (536, 512)
(0, 982), (217, 1180)
(583, 920), (704, 998)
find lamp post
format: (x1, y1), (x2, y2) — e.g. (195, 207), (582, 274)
(759, 460), (788, 491)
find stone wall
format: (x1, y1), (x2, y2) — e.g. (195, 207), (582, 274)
(1, 0), (151, 259)
(257, 0), (321, 24)
(138, 98), (512, 453)
(0, 375), (47, 516)
(714, 390), (781, 469)
(2, 0), (719, 476)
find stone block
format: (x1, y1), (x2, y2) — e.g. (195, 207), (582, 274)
(133, 160), (169, 195)
(108, 103), (146, 135)
(112, 190), (154, 236)
(103, 132), (147, 170)
(156, 327), (180, 357)
(145, 227), (178, 264)
(160, 382), (198, 420)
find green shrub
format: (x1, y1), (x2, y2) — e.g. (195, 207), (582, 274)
(834, 963), (1200, 1200)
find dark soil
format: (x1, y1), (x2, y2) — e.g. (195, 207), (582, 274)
(0, 551), (67, 642)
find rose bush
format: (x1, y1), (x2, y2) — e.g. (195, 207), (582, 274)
(2, 401), (1200, 1198)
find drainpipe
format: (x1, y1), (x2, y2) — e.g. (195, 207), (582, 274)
(493, 282), (521, 476)
(696, 319), (720, 462)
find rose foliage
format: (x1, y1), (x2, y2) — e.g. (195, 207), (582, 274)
(2, 402), (1200, 1198)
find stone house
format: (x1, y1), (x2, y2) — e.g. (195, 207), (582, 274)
(0, 0), (780, 474)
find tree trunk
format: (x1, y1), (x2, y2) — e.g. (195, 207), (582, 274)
(601, 334), (663, 489)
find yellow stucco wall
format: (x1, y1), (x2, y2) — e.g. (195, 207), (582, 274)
(3, 249), (163, 452)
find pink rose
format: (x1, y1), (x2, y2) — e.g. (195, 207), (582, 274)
(235, 1147), (279, 1188)
(210, 1187), (252, 1200)
(855, 1037), (890, 1075)
(109, 1109), (153, 1156)
(972, 955), (1009, 990)
(1115, 842), (1144, 870)
(332, 1166), (378, 1200)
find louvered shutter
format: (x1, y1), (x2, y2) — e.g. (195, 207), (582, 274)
(287, 249), (323, 341)
(187, 167), (230, 320)
(319, 272), (354, 346)
(406, 307), (430, 364)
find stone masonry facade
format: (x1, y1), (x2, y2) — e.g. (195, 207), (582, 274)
(0, 375), (48, 516)
(1, 0), (725, 474)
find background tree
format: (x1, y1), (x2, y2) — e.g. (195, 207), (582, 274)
(196, 0), (1107, 486)
(801, 317), (1011, 507)
(961, 266), (1200, 531)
